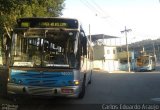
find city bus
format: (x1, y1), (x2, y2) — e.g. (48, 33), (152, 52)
(136, 55), (156, 71)
(7, 17), (93, 99)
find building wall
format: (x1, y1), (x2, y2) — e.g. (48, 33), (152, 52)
(104, 46), (117, 60)
(93, 60), (103, 70)
(93, 45), (119, 71)
(93, 45), (104, 60)
(104, 60), (119, 71)
(93, 60), (119, 71)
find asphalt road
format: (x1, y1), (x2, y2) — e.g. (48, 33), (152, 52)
(1, 71), (160, 110)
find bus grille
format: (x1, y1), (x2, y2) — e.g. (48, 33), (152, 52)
(27, 86), (54, 95)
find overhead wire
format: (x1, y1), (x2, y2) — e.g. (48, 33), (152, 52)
(79, 0), (127, 45)
(91, 0), (110, 18)
(79, 0), (103, 16)
(80, 0), (123, 28)
(79, 0), (160, 44)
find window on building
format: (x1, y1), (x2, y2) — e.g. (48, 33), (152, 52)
(113, 50), (116, 54)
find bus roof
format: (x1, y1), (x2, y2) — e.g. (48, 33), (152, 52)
(17, 17), (79, 21)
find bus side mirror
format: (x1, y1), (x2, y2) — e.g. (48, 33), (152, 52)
(82, 37), (87, 56)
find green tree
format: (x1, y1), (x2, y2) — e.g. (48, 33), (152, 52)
(0, 0), (65, 65)
(0, 0), (65, 37)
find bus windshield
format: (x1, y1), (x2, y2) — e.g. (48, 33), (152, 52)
(10, 29), (79, 68)
(137, 56), (149, 66)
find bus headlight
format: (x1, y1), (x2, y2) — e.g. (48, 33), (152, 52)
(7, 78), (10, 82)
(67, 80), (80, 86)
(74, 80), (80, 85)
(8, 69), (11, 82)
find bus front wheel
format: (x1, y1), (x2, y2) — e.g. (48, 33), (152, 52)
(88, 71), (92, 84)
(78, 77), (86, 99)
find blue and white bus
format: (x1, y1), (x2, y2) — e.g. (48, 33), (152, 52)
(136, 55), (156, 71)
(7, 17), (93, 99)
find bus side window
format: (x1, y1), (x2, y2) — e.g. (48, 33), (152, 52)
(80, 31), (87, 56)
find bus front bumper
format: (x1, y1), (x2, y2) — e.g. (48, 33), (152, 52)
(7, 83), (80, 98)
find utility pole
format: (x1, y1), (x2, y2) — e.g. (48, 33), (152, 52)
(89, 24), (91, 42)
(121, 26), (132, 72)
(153, 41), (157, 62)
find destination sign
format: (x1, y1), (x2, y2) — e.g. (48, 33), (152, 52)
(40, 22), (68, 27)
(20, 22), (68, 28)
(17, 18), (79, 29)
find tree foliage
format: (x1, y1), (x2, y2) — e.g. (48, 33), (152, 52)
(0, 0), (65, 35)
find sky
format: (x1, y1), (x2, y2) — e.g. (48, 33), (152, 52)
(62, 0), (160, 45)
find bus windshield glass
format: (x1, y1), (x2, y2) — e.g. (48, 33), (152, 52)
(10, 30), (79, 68)
(137, 56), (149, 66)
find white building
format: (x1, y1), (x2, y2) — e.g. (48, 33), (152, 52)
(91, 34), (119, 72)
(93, 45), (119, 71)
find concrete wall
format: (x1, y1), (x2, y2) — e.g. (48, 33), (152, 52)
(93, 45), (104, 60)
(104, 60), (119, 71)
(93, 45), (119, 71)
(104, 46), (117, 60)
(93, 60), (119, 72)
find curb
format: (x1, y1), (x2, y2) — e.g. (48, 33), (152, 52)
(109, 71), (135, 73)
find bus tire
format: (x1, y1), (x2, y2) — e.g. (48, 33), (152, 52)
(88, 79), (91, 84)
(88, 71), (92, 84)
(78, 77), (86, 99)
